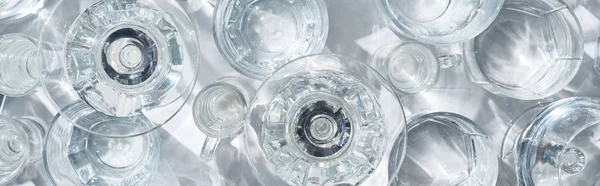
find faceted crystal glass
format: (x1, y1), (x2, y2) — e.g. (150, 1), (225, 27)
(213, 0), (329, 79)
(246, 54), (407, 185)
(379, 0), (504, 44)
(40, 0), (199, 137)
(463, 0), (583, 100)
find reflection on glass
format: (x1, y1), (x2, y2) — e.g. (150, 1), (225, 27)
(501, 97), (600, 186)
(246, 54), (407, 185)
(463, 0), (583, 100)
(193, 76), (255, 161)
(44, 102), (160, 185)
(371, 42), (461, 94)
(0, 116), (46, 185)
(379, 0), (504, 44)
(0, 0), (44, 20)
(213, 0), (329, 79)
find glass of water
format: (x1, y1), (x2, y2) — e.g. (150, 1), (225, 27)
(501, 97), (600, 185)
(379, 0), (504, 44)
(390, 112), (498, 186)
(213, 0), (329, 79)
(43, 102), (160, 185)
(245, 54), (407, 185)
(0, 116), (46, 185)
(463, 0), (583, 100)
(192, 76), (255, 161)
(40, 0), (199, 137)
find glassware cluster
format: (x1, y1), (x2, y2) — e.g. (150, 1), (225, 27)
(0, 0), (597, 185)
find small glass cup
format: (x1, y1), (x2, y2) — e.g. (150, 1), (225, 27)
(463, 0), (583, 100)
(378, 0), (504, 44)
(246, 54), (407, 185)
(389, 112), (498, 186)
(192, 76), (255, 161)
(0, 116), (46, 185)
(0, 0), (44, 21)
(501, 97), (600, 185)
(0, 34), (49, 97)
(213, 0), (329, 79)
(44, 102), (160, 185)
(40, 0), (199, 137)
(371, 42), (461, 94)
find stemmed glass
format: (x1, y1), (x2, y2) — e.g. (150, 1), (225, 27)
(501, 97), (600, 185)
(245, 54), (407, 185)
(0, 115), (46, 185)
(39, 0), (199, 137)
(192, 76), (255, 161)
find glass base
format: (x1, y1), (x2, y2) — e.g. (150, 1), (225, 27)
(64, 0), (183, 117)
(0, 34), (41, 97)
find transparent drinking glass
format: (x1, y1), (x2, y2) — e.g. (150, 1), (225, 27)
(43, 102), (160, 185)
(39, 0), (199, 137)
(192, 76), (255, 161)
(0, 0), (44, 21)
(501, 97), (600, 186)
(0, 33), (52, 97)
(371, 42), (461, 94)
(463, 0), (583, 100)
(389, 112), (498, 186)
(213, 0), (329, 79)
(245, 54), (407, 185)
(0, 116), (46, 185)
(378, 0), (504, 44)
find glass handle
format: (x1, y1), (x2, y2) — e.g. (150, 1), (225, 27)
(437, 54), (462, 69)
(200, 137), (220, 161)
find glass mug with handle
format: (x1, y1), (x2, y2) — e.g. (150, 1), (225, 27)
(375, 0), (583, 100)
(192, 76), (255, 161)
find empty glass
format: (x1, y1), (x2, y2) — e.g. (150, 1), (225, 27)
(0, 34), (46, 97)
(192, 76), (255, 161)
(0, 0), (44, 20)
(379, 0), (504, 44)
(245, 54), (407, 185)
(390, 112), (498, 186)
(0, 116), (46, 185)
(501, 97), (600, 185)
(371, 42), (461, 94)
(213, 0), (329, 79)
(40, 0), (199, 137)
(44, 102), (160, 185)
(463, 0), (583, 100)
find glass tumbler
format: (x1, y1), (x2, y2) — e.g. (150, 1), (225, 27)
(245, 54), (407, 185)
(389, 112), (498, 186)
(44, 102), (160, 185)
(371, 42), (461, 94)
(192, 76), (255, 161)
(463, 0), (583, 100)
(378, 0), (504, 44)
(501, 97), (600, 185)
(0, 34), (49, 97)
(0, 116), (46, 185)
(213, 0), (329, 79)
(40, 0), (199, 137)
(0, 0), (44, 20)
